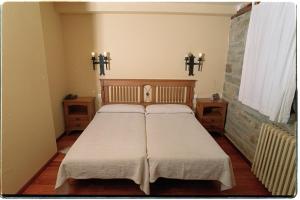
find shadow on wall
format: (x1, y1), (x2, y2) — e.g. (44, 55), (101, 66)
(62, 14), (100, 109)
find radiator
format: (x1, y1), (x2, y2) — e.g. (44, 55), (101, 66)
(252, 123), (296, 196)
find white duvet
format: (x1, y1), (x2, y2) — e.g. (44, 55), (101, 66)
(146, 113), (236, 191)
(55, 112), (149, 194)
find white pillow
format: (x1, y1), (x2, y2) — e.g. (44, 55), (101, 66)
(98, 104), (145, 113)
(146, 104), (193, 114)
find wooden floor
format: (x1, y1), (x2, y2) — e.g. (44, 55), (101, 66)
(21, 131), (272, 197)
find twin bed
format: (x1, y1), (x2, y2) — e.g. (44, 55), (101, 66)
(55, 79), (235, 195)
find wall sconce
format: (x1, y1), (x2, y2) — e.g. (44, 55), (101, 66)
(91, 52), (111, 75)
(184, 52), (205, 76)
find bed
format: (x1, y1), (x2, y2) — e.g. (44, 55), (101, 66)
(55, 104), (149, 194)
(146, 104), (236, 191)
(55, 79), (235, 194)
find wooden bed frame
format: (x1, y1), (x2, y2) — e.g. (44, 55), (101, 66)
(100, 79), (196, 108)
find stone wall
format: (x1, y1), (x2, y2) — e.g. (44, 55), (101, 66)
(222, 12), (296, 162)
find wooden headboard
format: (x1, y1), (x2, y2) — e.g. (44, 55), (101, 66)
(100, 79), (196, 107)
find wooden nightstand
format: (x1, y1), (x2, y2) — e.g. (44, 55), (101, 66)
(63, 97), (95, 134)
(196, 98), (228, 134)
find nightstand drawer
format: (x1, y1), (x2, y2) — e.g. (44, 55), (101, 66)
(67, 115), (89, 121)
(67, 120), (90, 129)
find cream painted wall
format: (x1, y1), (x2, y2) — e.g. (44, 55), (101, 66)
(55, 2), (237, 16)
(40, 2), (67, 138)
(61, 13), (230, 105)
(61, 14), (99, 100)
(2, 2), (57, 193)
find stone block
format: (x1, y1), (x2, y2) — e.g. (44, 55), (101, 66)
(226, 113), (251, 140)
(223, 82), (239, 101)
(232, 63), (243, 77)
(225, 74), (241, 86)
(225, 122), (255, 162)
(228, 55), (244, 70)
(226, 64), (232, 73)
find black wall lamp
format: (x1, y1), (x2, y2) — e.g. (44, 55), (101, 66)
(184, 52), (205, 76)
(91, 52), (111, 75)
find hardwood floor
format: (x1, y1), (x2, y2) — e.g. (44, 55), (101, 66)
(21, 131), (271, 196)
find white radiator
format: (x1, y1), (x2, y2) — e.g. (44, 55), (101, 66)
(252, 123), (296, 196)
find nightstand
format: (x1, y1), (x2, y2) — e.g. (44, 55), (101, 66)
(196, 98), (228, 134)
(63, 97), (95, 134)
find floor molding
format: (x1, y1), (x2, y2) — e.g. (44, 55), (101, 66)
(17, 152), (58, 194)
(56, 132), (66, 142)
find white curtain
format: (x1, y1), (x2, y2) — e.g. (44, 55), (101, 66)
(238, 2), (296, 123)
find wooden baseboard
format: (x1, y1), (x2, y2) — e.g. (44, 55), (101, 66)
(17, 152), (58, 194)
(56, 131), (66, 142)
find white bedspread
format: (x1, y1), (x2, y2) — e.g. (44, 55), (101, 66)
(55, 112), (149, 194)
(146, 113), (236, 191)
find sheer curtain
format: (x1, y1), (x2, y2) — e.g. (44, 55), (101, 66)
(238, 2), (296, 123)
